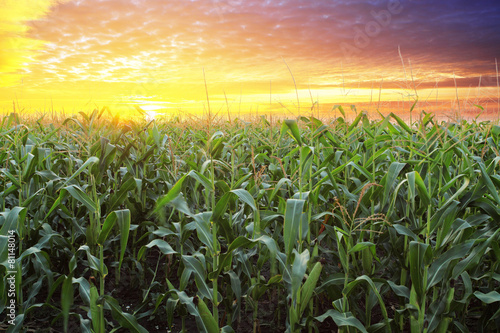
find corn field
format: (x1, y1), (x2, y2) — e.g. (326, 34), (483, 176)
(1, 108), (500, 332)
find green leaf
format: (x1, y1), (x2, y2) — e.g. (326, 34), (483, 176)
(168, 290), (209, 332)
(92, 209), (132, 277)
(382, 162), (406, 208)
(193, 212), (214, 254)
(299, 146), (314, 177)
(390, 112), (413, 134)
(195, 296), (219, 333)
(212, 192), (235, 242)
(343, 275), (390, 329)
(98, 211), (117, 245)
(386, 280), (410, 299)
(427, 241), (474, 290)
(188, 170), (215, 190)
(61, 156), (99, 187)
(167, 193), (193, 217)
(348, 242), (375, 255)
(209, 235), (277, 280)
(154, 173), (188, 214)
(268, 178), (292, 203)
(102, 295), (149, 333)
(138, 238), (177, 262)
(64, 185), (97, 213)
(76, 245), (108, 276)
(115, 210), (131, 273)
(72, 277), (91, 305)
(230, 188), (257, 211)
(409, 241), (431, 300)
(291, 249), (310, 305)
(1, 169), (21, 188)
(79, 314), (92, 333)
(392, 224), (418, 242)
(61, 274), (74, 333)
(89, 285), (101, 333)
(348, 111), (364, 133)
(299, 261), (323, 316)
(6, 314), (25, 333)
(407, 171), (430, 208)
(452, 228), (500, 278)
(182, 255), (212, 301)
(283, 119), (302, 146)
(477, 161), (500, 205)
(315, 310), (368, 333)
(474, 291), (500, 303)
(0, 207), (26, 238)
(427, 287), (454, 332)
(283, 199), (305, 257)
(108, 177), (137, 212)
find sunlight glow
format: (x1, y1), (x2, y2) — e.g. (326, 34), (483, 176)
(138, 104), (166, 112)
(1, 0), (499, 117)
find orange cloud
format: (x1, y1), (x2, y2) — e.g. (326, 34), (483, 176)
(1, 0), (498, 115)
(0, 1), (64, 86)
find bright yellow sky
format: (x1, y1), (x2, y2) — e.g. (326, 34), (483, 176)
(1, 0), (499, 117)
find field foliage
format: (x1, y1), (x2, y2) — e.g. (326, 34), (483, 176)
(1, 108), (500, 332)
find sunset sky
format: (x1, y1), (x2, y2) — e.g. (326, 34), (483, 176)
(1, 0), (500, 117)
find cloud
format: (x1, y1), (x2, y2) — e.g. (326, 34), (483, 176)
(0, 0), (74, 86)
(1, 0), (499, 107)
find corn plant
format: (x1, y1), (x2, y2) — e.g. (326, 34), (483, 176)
(1, 109), (500, 332)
